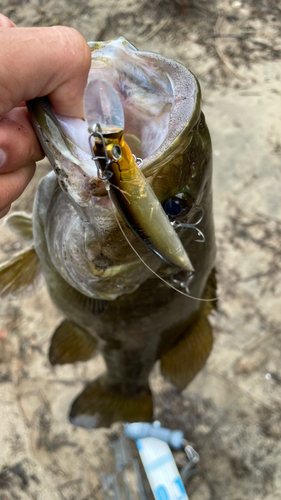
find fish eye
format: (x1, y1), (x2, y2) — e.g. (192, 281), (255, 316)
(163, 195), (191, 220)
(112, 144), (122, 160)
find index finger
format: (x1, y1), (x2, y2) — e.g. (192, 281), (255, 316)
(0, 24), (91, 118)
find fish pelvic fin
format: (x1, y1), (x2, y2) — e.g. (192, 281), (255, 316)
(4, 212), (33, 245)
(49, 320), (98, 365)
(69, 376), (153, 429)
(160, 314), (213, 391)
(0, 246), (42, 300)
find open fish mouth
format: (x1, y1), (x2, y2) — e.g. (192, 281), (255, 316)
(58, 38), (174, 164)
(28, 37), (203, 300)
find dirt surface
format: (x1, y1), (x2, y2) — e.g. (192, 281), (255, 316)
(0, 1), (281, 499)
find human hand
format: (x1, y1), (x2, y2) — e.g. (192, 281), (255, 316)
(0, 13), (91, 218)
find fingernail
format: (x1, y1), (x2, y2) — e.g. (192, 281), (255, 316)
(0, 148), (7, 168)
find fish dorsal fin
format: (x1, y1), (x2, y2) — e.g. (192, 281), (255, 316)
(4, 212), (33, 244)
(49, 320), (98, 365)
(0, 246), (42, 300)
(84, 79), (124, 133)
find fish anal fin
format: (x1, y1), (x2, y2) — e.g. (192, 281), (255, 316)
(4, 212), (33, 244)
(0, 246), (42, 300)
(161, 314), (213, 391)
(49, 320), (98, 365)
(69, 377), (153, 429)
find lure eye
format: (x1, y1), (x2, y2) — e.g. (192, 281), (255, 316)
(112, 144), (122, 160)
(163, 195), (191, 220)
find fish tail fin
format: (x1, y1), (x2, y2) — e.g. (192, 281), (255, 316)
(0, 246), (42, 300)
(49, 320), (98, 365)
(69, 376), (153, 429)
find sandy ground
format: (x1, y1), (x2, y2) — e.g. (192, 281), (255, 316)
(0, 1), (281, 499)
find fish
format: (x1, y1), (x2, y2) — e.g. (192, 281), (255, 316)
(0, 37), (216, 429)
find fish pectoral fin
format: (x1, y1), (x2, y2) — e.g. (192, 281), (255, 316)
(161, 314), (213, 391)
(0, 246), (42, 300)
(4, 212), (33, 244)
(69, 376), (153, 429)
(49, 320), (98, 365)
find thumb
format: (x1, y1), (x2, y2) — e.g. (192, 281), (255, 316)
(0, 25), (91, 118)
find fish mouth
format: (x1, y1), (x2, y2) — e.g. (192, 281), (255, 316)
(56, 37), (200, 177)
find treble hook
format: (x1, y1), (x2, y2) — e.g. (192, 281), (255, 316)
(171, 270), (195, 293)
(172, 207), (205, 243)
(88, 123), (113, 181)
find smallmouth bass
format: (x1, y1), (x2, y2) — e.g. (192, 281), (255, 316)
(0, 38), (216, 428)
